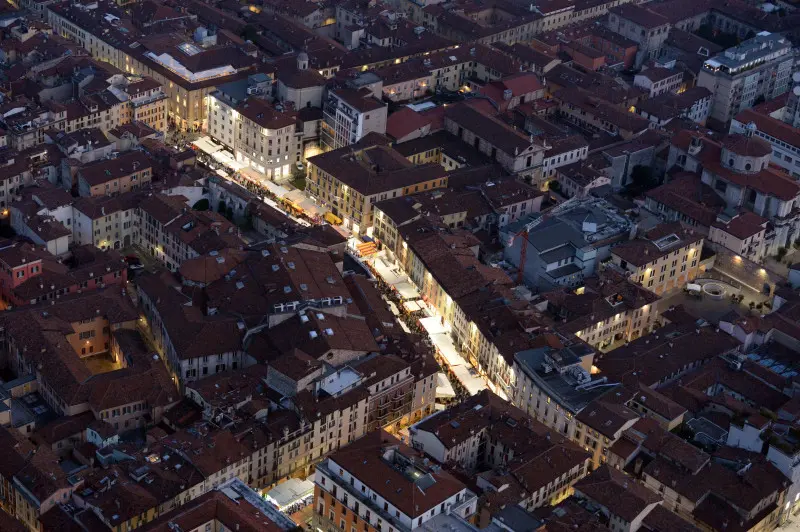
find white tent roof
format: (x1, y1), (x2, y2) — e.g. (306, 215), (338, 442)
(403, 300), (423, 312)
(419, 316), (487, 397)
(284, 190), (306, 204)
(211, 150), (246, 171)
(263, 180), (290, 199)
(394, 281), (420, 299)
(264, 478), (314, 509)
(436, 372), (456, 399)
(192, 136), (222, 155)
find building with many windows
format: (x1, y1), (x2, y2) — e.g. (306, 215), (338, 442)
(135, 193), (243, 271)
(207, 76), (300, 180)
(314, 430), (479, 532)
(306, 135), (446, 234)
(731, 109), (800, 179)
(668, 128), (800, 256)
(321, 87), (387, 151)
(543, 269), (661, 351)
(697, 32), (794, 124)
(609, 222), (704, 296)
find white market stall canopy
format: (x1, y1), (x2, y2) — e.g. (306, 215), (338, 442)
(436, 372), (456, 399)
(211, 150), (246, 171)
(262, 180), (290, 199)
(192, 136), (222, 155)
(419, 316), (486, 396)
(394, 281), (420, 300)
(403, 300), (424, 312)
(373, 257), (406, 286)
(264, 478), (314, 510)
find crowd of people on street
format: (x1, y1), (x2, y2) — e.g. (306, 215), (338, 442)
(366, 261), (471, 401)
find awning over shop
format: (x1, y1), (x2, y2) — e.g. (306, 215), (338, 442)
(419, 317), (486, 396)
(283, 189), (306, 205)
(373, 257), (405, 286)
(298, 199), (323, 216)
(357, 241), (378, 257)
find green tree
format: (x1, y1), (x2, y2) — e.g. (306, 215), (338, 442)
(625, 165), (659, 197)
(241, 24), (259, 42)
(192, 198), (209, 211)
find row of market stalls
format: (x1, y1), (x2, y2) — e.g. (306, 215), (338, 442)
(192, 137), (333, 226)
(192, 137), (246, 177)
(418, 316), (490, 398)
(367, 254), (492, 400)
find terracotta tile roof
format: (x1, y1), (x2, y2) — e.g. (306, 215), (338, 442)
(386, 106), (434, 141)
(308, 139), (445, 196)
(547, 268), (659, 336)
(711, 211), (768, 240)
(136, 273), (245, 360)
(573, 465), (661, 523)
(327, 430), (467, 518)
(575, 398), (639, 439)
(542, 499), (611, 532)
(677, 357), (790, 412)
(78, 151), (151, 187)
(201, 244), (352, 324)
(140, 489), (286, 532)
(611, 222), (702, 268)
(722, 134), (772, 158)
(415, 389), (526, 448)
(594, 322), (740, 388)
(609, 4), (670, 28)
(735, 108), (800, 149)
(644, 173), (724, 228)
(643, 503), (700, 531)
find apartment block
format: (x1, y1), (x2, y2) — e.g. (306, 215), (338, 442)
(610, 222), (704, 296)
(697, 32), (794, 124)
(708, 211), (769, 263)
(136, 193), (243, 271)
(321, 87), (387, 151)
(544, 269), (660, 351)
(314, 430), (479, 532)
(76, 151), (152, 197)
(668, 129), (800, 256)
(207, 75), (301, 180)
(306, 136), (446, 235)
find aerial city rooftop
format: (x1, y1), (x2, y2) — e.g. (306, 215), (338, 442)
(0, 0), (798, 530)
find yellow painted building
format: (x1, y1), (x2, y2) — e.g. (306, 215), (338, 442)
(610, 223), (704, 296)
(307, 142), (446, 234)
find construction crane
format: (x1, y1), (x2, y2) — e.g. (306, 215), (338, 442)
(506, 216), (545, 285)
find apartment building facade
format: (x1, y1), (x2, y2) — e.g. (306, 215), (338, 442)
(321, 88), (388, 150)
(697, 32), (794, 124)
(306, 140), (446, 235)
(207, 78), (300, 180)
(610, 222), (704, 296)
